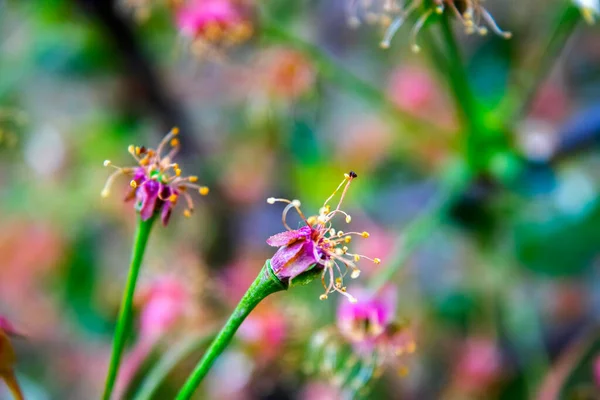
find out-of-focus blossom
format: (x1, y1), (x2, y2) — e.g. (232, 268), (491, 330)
(101, 128), (209, 226)
(267, 172), (381, 302)
(347, 0), (511, 52)
(387, 65), (456, 129)
(238, 302), (287, 363)
(0, 317), (24, 400)
(307, 285), (414, 394)
(176, 0), (253, 48)
(452, 337), (503, 395)
(257, 48), (316, 100)
(574, 0), (600, 23)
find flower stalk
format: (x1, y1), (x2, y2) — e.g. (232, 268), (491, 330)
(175, 261), (321, 400)
(102, 214), (157, 400)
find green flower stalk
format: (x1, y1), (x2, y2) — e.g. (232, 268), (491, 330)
(101, 129), (208, 400)
(176, 172), (380, 399)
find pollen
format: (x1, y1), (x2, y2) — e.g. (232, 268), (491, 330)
(199, 186), (210, 196)
(130, 180), (137, 188)
(354, 255), (360, 262)
(183, 209), (192, 218)
(361, 231), (370, 238)
(172, 127), (180, 135)
(170, 138), (180, 147)
(345, 236), (352, 243)
(175, 168), (182, 177)
(189, 176), (198, 183)
(374, 258), (381, 265)
(169, 194), (178, 203)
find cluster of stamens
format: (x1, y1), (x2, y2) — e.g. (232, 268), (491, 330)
(347, 0), (511, 52)
(101, 128), (209, 224)
(267, 172), (381, 303)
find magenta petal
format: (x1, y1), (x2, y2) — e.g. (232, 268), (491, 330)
(266, 226), (311, 247)
(270, 239), (319, 282)
(139, 180), (160, 221)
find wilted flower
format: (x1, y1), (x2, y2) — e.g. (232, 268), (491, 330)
(101, 128), (209, 226)
(347, 0), (511, 51)
(574, 0), (600, 23)
(306, 285), (415, 394)
(176, 0), (253, 48)
(266, 172), (381, 302)
(0, 317), (24, 400)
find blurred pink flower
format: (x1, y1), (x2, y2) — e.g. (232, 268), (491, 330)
(238, 302), (287, 363)
(387, 65), (456, 129)
(454, 337), (503, 394)
(175, 0), (252, 45)
(258, 48), (316, 100)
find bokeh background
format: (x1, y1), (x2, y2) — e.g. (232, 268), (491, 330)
(1, 0), (600, 399)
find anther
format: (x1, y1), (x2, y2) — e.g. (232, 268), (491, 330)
(361, 231), (370, 238)
(319, 294), (328, 300)
(345, 236), (352, 243)
(169, 194), (178, 203)
(175, 168), (182, 177)
(101, 189), (110, 198)
(348, 170), (358, 178)
(189, 176), (198, 183)
(172, 127), (180, 135)
(183, 209), (192, 218)
(128, 145), (135, 154)
(135, 146), (141, 155)
(291, 199), (301, 207)
(345, 215), (352, 223)
(103, 160), (111, 167)
(351, 269), (361, 279)
(199, 186), (210, 196)
(354, 255), (360, 262)
(267, 197), (276, 204)
(130, 180), (137, 188)
(374, 258), (381, 264)
(170, 138), (180, 147)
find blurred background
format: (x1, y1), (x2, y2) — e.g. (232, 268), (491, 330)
(1, 0), (600, 398)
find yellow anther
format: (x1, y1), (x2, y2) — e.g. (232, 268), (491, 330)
(267, 197), (276, 204)
(324, 205), (330, 213)
(335, 277), (342, 284)
(374, 258), (381, 265)
(351, 269), (361, 279)
(183, 209), (192, 218)
(361, 231), (370, 238)
(101, 189), (110, 198)
(172, 127), (180, 135)
(342, 246), (348, 253)
(170, 138), (180, 147)
(344, 173), (350, 179)
(345, 236), (352, 243)
(307, 216), (317, 225)
(319, 294), (328, 300)
(354, 255), (360, 262)
(130, 180), (137, 188)
(169, 194), (178, 203)
(199, 186), (210, 196)
(345, 215), (352, 223)
(135, 146), (141, 155)
(128, 145), (135, 154)
(189, 176), (198, 183)
(103, 160), (111, 167)
(175, 168), (182, 177)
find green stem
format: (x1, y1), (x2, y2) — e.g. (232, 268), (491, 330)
(174, 261), (286, 400)
(437, 13), (484, 169)
(369, 162), (471, 291)
(133, 334), (215, 400)
(102, 215), (157, 400)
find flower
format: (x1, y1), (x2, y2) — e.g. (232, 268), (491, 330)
(101, 128), (209, 226)
(574, 0), (600, 23)
(306, 285), (415, 393)
(175, 0), (253, 46)
(266, 172), (380, 302)
(347, 0), (511, 52)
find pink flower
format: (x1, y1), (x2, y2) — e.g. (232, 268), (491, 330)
(175, 0), (252, 44)
(101, 128), (209, 225)
(454, 337), (503, 393)
(266, 172), (381, 302)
